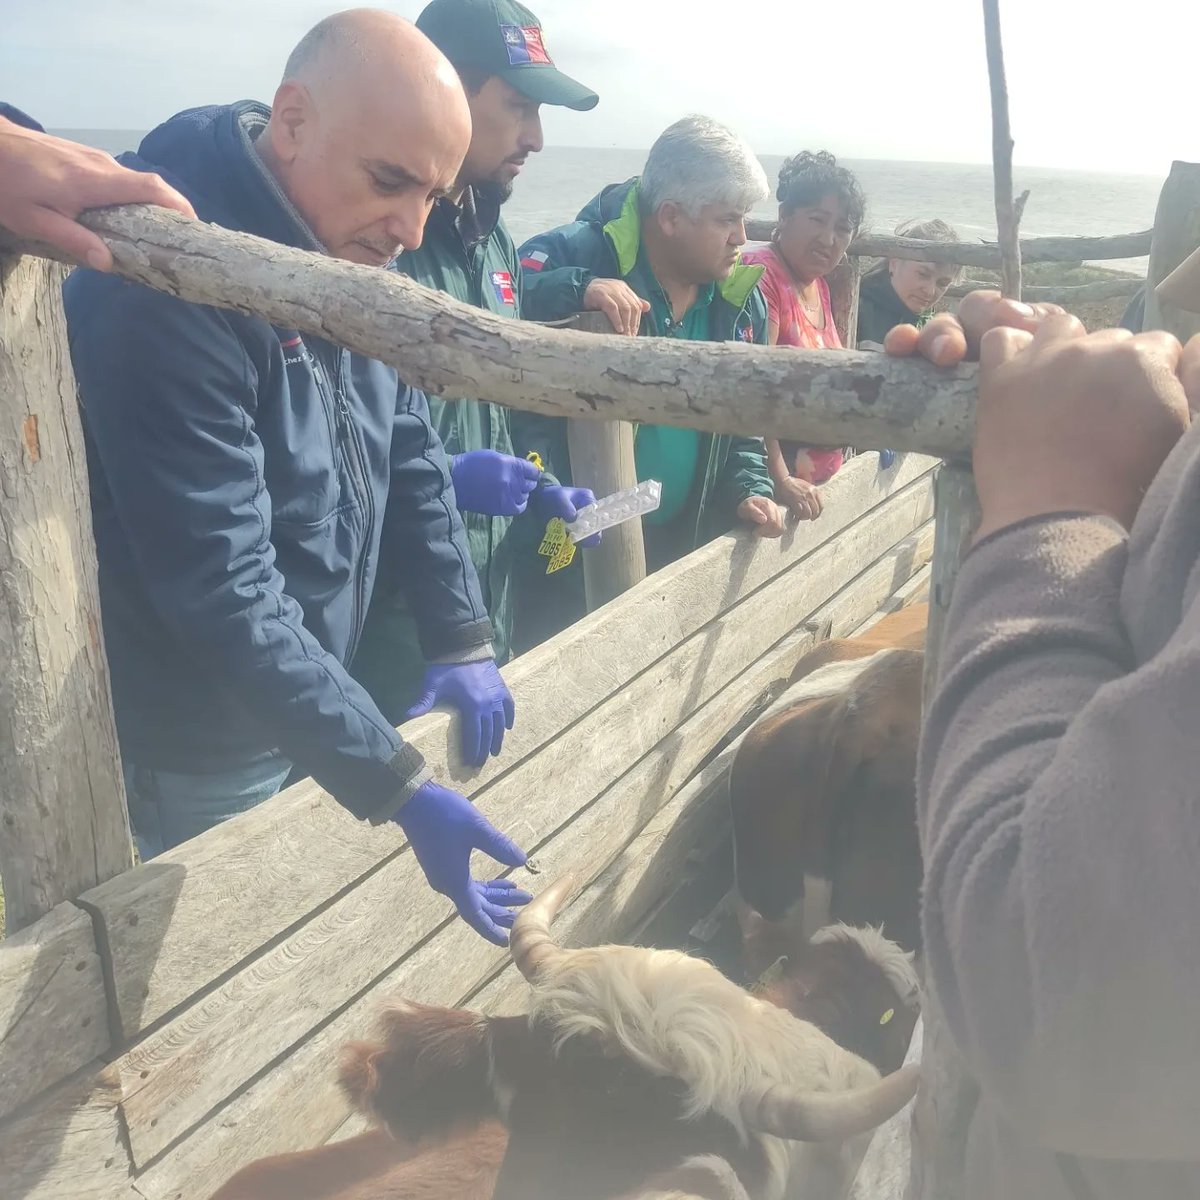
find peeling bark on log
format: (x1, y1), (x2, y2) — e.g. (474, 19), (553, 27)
(745, 219), (1152, 268)
(2, 207), (978, 457)
(0, 253), (131, 934)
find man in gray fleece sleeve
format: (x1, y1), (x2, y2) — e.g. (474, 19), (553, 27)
(887, 284), (1200, 1200)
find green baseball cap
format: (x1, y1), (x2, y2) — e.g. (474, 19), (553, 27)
(417, 0), (599, 112)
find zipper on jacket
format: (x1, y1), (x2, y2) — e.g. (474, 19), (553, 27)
(329, 355), (375, 664)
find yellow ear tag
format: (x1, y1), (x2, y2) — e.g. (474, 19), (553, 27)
(537, 517), (577, 575)
(880, 1008), (895, 1026)
(526, 450), (544, 471)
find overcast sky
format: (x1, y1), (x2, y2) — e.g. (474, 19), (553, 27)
(4, 0), (1194, 174)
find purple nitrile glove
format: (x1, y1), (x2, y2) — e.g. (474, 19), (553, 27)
(405, 661), (515, 767)
(533, 484), (602, 548)
(450, 450), (541, 517)
(394, 780), (531, 945)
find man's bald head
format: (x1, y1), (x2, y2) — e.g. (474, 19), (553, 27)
(259, 9), (472, 264)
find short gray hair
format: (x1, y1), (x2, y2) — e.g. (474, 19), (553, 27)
(639, 116), (769, 219)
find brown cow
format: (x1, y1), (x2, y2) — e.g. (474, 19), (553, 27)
(730, 603), (927, 976)
(209, 877), (920, 1200)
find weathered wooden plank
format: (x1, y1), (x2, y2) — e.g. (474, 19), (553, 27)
(923, 464), (980, 702)
(0, 1064), (136, 1200)
(132, 527), (932, 1200)
(114, 477), (934, 1165)
(0, 903), (109, 1122)
(86, 452), (934, 1040)
(948, 277), (1142, 303)
(129, 627), (820, 1200)
(0, 253), (131, 933)
(5, 209), (979, 459)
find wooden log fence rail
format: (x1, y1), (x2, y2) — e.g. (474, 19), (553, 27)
(744, 217), (1153, 268)
(1, 207), (981, 459)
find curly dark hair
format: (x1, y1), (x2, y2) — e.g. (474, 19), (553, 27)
(776, 150), (867, 232)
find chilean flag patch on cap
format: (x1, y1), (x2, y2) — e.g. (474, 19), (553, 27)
(501, 24), (552, 65)
(491, 270), (517, 307)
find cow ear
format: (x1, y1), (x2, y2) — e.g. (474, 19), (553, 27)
(339, 1002), (498, 1139)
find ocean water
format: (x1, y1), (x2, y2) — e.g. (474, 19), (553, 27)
(58, 131), (1161, 274)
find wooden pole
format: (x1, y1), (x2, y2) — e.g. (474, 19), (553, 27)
(1142, 161), (1200, 342)
(0, 253), (132, 933)
(564, 312), (647, 609)
(909, 5), (1024, 1199)
(827, 256), (861, 349)
(0, 208), (981, 458)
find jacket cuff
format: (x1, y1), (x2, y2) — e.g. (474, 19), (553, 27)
(432, 642), (495, 666)
(417, 615), (494, 662)
(366, 746), (434, 824)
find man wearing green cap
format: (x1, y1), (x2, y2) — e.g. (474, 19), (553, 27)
(353, 0), (601, 723)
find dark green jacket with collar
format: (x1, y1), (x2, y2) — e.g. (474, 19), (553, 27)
(353, 189), (548, 718)
(517, 178), (774, 548)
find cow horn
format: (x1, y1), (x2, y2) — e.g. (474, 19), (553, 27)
(509, 874), (576, 981)
(738, 1063), (919, 1143)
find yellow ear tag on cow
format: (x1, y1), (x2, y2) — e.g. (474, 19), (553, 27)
(537, 518), (577, 575)
(880, 1008), (895, 1026)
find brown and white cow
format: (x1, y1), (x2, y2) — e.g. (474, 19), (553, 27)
(730, 603), (927, 976)
(209, 877), (919, 1200)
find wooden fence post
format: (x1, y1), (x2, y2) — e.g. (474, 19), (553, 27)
(828, 256), (861, 349)
(1143, 161), (1200, 342)
(563, 311), (647, 610)
(0, 253), (131, 933)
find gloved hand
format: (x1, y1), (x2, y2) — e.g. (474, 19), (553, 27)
(450, 450), (541, 517)
(533, 484), (602, 548)
(395, 780), (531, 946)
(405, 661), (515, 767)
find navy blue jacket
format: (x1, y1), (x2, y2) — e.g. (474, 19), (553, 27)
(0, 104), (42, 131)
(63, 102), (493, 822)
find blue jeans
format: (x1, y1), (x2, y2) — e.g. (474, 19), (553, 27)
(125, 752), (293, 860)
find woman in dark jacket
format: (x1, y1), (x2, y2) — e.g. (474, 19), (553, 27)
(858, 218), (960, 348)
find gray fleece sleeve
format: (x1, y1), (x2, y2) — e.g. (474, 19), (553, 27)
(919, 511), (1200, 1161)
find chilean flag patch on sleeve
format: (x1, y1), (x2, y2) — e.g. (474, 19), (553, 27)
(520, 249), (549, 273)
(501, 24), (553, 65)
(491, 270), (517, 307)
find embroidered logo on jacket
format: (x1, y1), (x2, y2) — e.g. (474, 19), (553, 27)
(500, 24), (552, 65)
(737, 324), (755, 343)
(491, 270), (517, 308)
(279, 333), (315, 367)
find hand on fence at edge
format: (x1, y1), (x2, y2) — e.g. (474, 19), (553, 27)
(583, 277), (650, 338)
(0, 117), (195, 271)
(883, 290), (1066, 366)
(737, 495), (787, 539)
(775, 475), (823, 522)
(393, 780), (531, 946)
(405, 661), (515, 767)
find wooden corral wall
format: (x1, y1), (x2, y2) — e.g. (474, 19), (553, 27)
(0, 442), (935, 1198)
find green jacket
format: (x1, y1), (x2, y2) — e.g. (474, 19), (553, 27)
(353, 189), (547, 717)
(518, 178), (774, 547)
